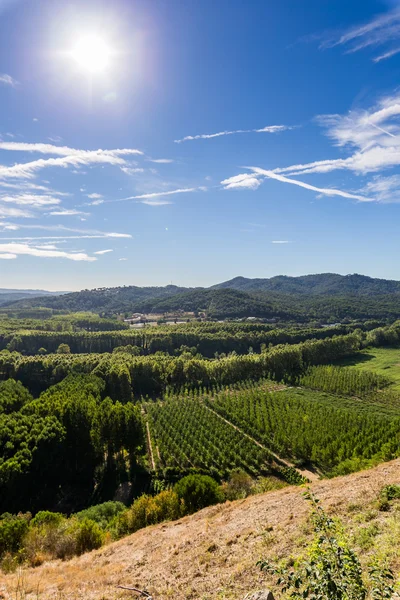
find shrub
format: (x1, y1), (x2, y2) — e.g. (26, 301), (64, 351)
(75, 519), (104, 554)
(31, 511), (64, 528)
(174, 474), (222, 514)
(259, 491), (395, 600)
(378, 484), (400, 511)
(0, 514), (31, 558)
(74, 501), (126, 530)
(221, 469), (254, 500)
(124, 490), (181, 533)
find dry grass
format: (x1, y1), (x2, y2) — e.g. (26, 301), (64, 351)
(1, 459), (400, 600)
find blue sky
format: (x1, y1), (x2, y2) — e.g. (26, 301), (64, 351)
(2, 0), (400, 290)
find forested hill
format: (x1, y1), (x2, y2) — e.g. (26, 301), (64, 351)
(4, 284), (195, 313)
(0, 288), (66, 306)
(4, 273), (400, 320)
(214, 273), (400, 295)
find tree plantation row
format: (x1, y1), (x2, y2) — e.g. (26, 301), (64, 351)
(0, 333), (361, 396)
(0, 319), (392, 356)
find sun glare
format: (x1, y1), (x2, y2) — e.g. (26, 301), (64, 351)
(70, 34), (112, 74)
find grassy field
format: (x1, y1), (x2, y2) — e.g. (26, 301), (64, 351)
(338, 347), (400, 390)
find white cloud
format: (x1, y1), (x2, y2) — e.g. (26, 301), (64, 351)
(35, 244), (59, 250)
(0, 253), (17, 259)
(94, 249), (113, 255)
(221, 173), (262, 190)
(271, 240), (291, 244)
(148, 158), (174, 164)
(0, 243), (96, 261)
(49, 209), (89, 216)
(120, 167), (145, 175)
(359, 175), (400, 203)
(0, 74), (18, 87)
(0, 143), (144, 180)
(0, 194), (61, 206)
(175, 125), (290, 143)
(0, 141), (143, 157)
(0, 206), (34, 218)
(373, 47), (400, 63)
(119, 257), (128, 261)
(107, 187), (200, 203)
(140, 199), (173, 206)
(246, 167), (370, 201)
(256, 92), (400, 198)
(0, 182), (69, 194)
(0, 224), (132, 239)
(88, 199), (104, 206)
(321, 7), (400, 63)
(87, 193), (103, 199)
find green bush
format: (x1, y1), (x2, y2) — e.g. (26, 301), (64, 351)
(125, 490), (181, 533)
(74, 501), (126, 530)
(0, 513), (31, 558)
(75, 519), (104, 554)
(174, 474), (222, 514)
(378, 484), (400, 511)
(221, 469), (254, 500)
(31, 511), (64, 528)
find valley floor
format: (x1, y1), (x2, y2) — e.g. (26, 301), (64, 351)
(1, 459), (400, 600)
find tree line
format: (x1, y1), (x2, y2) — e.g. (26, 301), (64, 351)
(0, 333), (361, 397)
(0, 322), (368, 357)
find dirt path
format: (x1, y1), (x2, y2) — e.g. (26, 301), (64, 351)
(204, 403), (319, 482)
(145, 421), (156, 471)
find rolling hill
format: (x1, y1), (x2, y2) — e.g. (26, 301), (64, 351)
(0, 288), (67, 306)
(214, 273), (400, 295)
(3, 273), (400, 320)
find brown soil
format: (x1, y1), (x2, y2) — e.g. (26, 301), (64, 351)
(1, 459), (399, 600)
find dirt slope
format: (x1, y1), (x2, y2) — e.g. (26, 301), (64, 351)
(1, 460), (400, 600)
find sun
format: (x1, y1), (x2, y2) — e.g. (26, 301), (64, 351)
(70, 34), (113, 74)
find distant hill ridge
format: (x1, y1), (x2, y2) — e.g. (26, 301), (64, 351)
(213, 273), (400, 295)
(3, 273), (400, 319)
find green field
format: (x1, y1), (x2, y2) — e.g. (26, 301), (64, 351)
(338, 347), (400, 390)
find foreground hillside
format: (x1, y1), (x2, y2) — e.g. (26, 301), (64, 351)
(1, 460), (399, 600)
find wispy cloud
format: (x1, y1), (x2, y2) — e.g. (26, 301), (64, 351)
(271, 240), (291, 244)
(0, 194), (61, 206)
(105, 187), (200, 204)
(222, 169), (369, 201)
(147, 158), (174, 164)
(0, 242), (96, 261)
(0, 206), (34, 218)
(94, 249), (113, 255)
(0, 142), (144, 180)
(249, 168), (370, 201)
(0, 73), (18, 87)
(174, 125), (290, 143)
(359, 175), (400, 203)
(141, 199), (173, 206)
(221, 173), (262, 190)
(321, 7), (400, 62)
(267, 92), (400, 180)
(49, 209), (89, 216)
(0, 224), (132, 239)
(0, 141), (143, 157)
(120, 166), (145, 175)
(86, 193), (103, 199)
